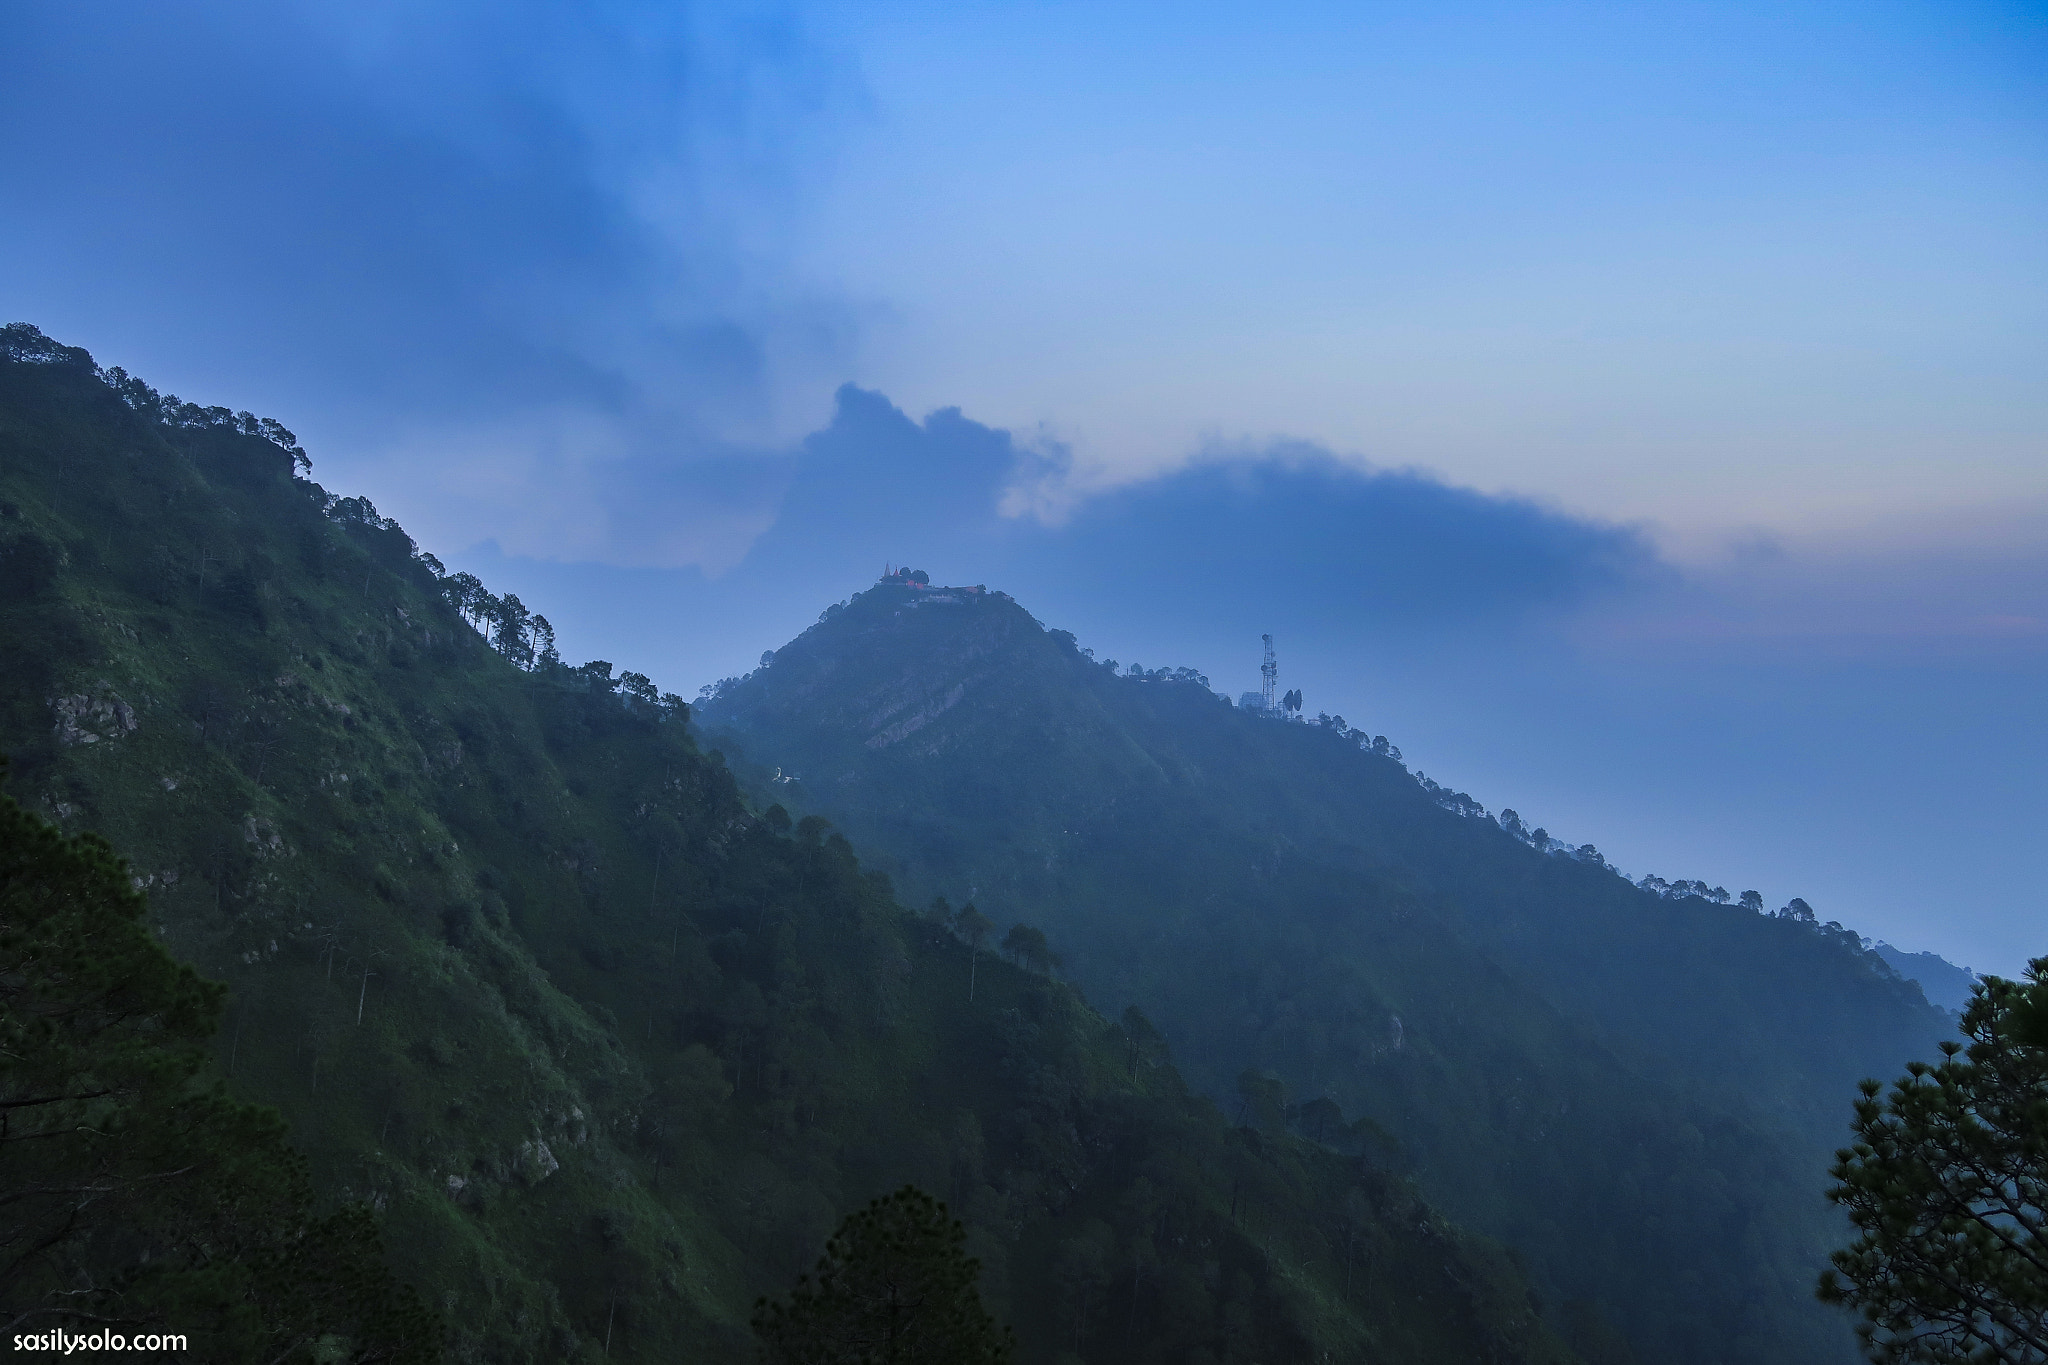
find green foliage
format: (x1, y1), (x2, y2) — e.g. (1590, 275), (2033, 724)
(753, 1186), (1012, 1364)
(1819, 960), (2048, 1362)
(0, 328), (1585, 1363)
(999, 923), (1057, 975)
(0, 758), (435, 1361)
(952, 902), (992, 949)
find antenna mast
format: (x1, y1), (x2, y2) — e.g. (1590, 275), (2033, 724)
(1260, 634), (1277, 712)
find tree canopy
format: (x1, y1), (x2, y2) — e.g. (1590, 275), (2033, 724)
(0, 759), (435, 1360)
(997, 922), (1057, 975)
(752, 1186), (1011, 1365)
(1819, 957), (2048, 1363)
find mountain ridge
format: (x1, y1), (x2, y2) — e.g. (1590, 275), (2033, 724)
(0, 323), (1586, 1364)
(702, 571), (1957, 1365)
(1870, 942), (1979, 1015)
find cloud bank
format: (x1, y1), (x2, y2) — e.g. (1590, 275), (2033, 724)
(700, 387), (1662, 637)
(699, 387), (2048, 668)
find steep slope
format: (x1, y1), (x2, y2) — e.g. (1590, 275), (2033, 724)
(701, 574), (1957, 1364)
(0, 324), (1582, 1365)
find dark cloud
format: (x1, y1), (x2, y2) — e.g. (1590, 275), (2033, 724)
(693, 388), (1660, 636)
(733, 386), (1025, 586)
(1025, 445), (1661, 630)
(463, 383), (1668, 694)
(1, 0), (853, 561)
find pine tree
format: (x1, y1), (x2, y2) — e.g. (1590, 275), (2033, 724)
(1819, 957), (2048, 1363)
(0, 760), (437, 1360)
(752, 1186), (1011, 1364)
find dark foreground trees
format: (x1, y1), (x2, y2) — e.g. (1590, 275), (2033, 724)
(1819, 957), (2048, 1363)
(0, 761), (435, 1361)
(753, 1186), (1011, 1364)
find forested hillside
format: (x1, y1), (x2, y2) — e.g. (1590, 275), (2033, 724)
(700, 574), (1958, 1365)
(0, 323), (1586, 1363)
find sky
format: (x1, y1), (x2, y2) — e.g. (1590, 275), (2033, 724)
(3, 0), (2043, 974)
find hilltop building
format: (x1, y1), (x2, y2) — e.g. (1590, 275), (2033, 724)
(879, 566), (989, 599)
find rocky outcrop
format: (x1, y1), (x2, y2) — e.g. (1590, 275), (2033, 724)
(514, 1137), (560, 1185)
(51, 687), (137, 745)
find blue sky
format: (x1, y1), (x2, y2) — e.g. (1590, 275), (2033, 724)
(3, 0), (2043, 973)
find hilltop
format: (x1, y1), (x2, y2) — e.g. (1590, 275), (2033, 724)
(701, 571), (1957, 1365)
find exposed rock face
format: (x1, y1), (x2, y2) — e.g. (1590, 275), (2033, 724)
(52, 688), (138, 745)
(515, 1137), (560, 1185)
(241, 814), (288, 858)
(865, 681), (967, 749)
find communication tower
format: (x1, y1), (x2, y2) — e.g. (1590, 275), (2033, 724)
(1261, 634), (1277, 712)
